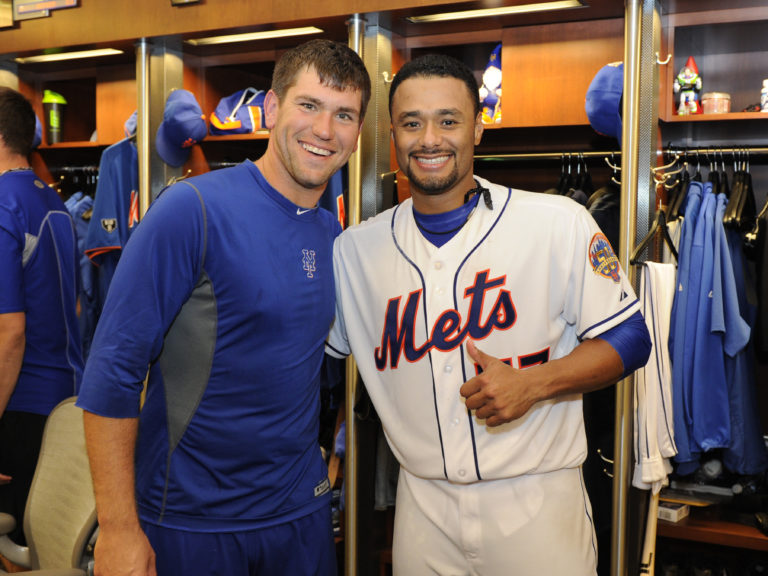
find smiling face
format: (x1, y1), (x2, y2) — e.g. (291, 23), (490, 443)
(260, 65), (363, 206)
(390, 75), (484, 214)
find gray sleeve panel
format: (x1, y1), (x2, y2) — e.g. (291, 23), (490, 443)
(157, 270), (217, 453)
(157, 181), (216, 454)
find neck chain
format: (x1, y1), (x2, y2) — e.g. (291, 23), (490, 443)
(0, 167), (32, 176)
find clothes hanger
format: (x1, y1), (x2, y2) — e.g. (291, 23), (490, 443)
(558, 153), (575, 195)
(717, 149), (730, 199)
(724, 148), (744, 227)
(630, 200), (678, 265)
(734, 148), (756, 231)
(666, 151), (689, 221)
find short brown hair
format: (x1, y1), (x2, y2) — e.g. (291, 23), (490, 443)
(271, 39), (371, 121)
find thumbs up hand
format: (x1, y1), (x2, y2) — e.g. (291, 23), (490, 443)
(459, 340), (537, 427)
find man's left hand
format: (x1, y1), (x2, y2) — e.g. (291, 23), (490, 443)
(459, 340), (537, 427)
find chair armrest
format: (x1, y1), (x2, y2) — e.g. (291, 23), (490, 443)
(0, 513), (14, 536)
(0, 533), (30, 569)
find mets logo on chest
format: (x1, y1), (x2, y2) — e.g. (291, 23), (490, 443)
(374, 270), (516, 370)
(302, 249), (316, 278)
(589, 233), (621, 283)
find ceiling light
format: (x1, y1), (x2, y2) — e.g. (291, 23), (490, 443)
(406, 0), (584, 23)
(15, 48), (124, 64)
(185, 26), (323, 46)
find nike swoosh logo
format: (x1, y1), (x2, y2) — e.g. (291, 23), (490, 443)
(297, 208), (312, 215)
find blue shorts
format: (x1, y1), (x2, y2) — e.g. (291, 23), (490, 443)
(143, 505), (337, 576)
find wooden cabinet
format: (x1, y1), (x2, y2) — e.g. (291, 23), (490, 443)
(660, 7), (768, 122)
(18, 61), (136, 149)
(14, 58), (136, 184)
(502, 18), (624, 128)
(658, 509), (768, 552)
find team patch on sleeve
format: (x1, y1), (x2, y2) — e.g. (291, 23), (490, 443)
(588, 233), (621, 283)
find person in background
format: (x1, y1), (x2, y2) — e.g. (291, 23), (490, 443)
(326, 53), (651, 576)
(76, 39), (370, 576)
(0, 86), (83, 546)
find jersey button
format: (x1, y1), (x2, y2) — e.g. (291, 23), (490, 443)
(451, 418), (460, 426)
(444, 365), (452, 373)
(434, 261), (443, 270)
(458, 469), (466, 477)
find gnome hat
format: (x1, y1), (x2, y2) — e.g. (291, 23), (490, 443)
(684, 56), (698, 74)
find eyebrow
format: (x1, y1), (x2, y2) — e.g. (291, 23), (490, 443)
(396, 108), (463, 121)
(294, 93), (360, 117)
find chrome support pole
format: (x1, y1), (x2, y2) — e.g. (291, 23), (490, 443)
(612, 1), (641, 574)
(135, 38), (151, 219)
(345, 15), (365, 576)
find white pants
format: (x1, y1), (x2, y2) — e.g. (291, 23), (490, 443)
(393, 466), (598, 576)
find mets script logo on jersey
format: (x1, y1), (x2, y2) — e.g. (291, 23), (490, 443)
(589, 233), (620, 283)
(374, 270), (515, 370)
(302, 249), (316, 278)
(101, 218), (117, 234)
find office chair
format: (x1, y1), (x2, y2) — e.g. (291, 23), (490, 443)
(0, 397), (97, 575)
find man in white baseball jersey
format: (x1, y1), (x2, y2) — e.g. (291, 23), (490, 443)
(326, 54), (651, 576)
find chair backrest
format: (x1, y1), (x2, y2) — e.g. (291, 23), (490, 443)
(23, 397), (97, 569)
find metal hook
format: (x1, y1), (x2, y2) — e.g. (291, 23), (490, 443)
(605, 154), (621, 186)
(651, 153), (680, 174)
(382, 71), (395, 84)
(656, 52), (672, 65)
(597, 448), (614, 465)
(166, 169), (192, 187)
(604, 156), (621, 172)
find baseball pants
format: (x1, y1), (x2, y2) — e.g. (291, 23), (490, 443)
(392, 466), (598, 576)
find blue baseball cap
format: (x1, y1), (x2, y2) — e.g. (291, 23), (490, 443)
(209, 88), (266, 135)
(32, 114), (42, 149)
(585, 62), (623, 143)
(155, 89), (207, 167)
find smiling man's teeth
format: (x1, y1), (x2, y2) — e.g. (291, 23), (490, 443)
(418, 155), (449, 165)
(302, 143), (332, 156)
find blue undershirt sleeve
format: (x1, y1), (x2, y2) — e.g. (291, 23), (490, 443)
(597, 311), (651, 378)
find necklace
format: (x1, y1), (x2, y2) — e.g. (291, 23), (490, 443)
(0, 167), (32, 176)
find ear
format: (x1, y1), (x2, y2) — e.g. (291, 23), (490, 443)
(474, 112), (484, 145)
(263, 90), (279, 130)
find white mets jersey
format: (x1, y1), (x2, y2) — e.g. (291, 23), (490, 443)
(326, 176), (639, 483)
